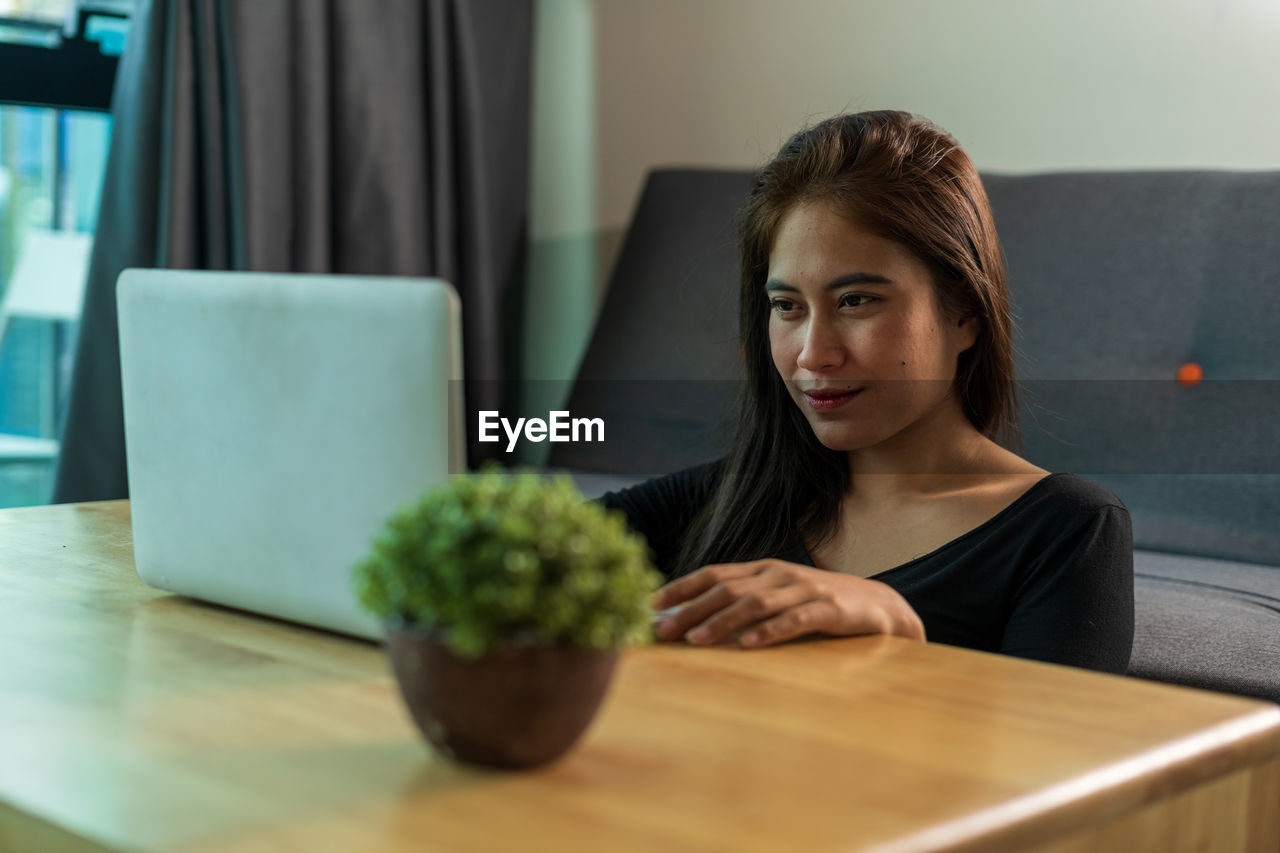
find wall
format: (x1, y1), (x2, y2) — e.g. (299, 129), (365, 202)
(523, 0), (1280, 460)
(592, 0), (1280, 230)
(521, 0), (598, 463)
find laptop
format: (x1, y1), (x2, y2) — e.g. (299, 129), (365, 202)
(117, 270), (464, 640)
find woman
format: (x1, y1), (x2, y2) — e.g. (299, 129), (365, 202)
(601, 110), (1134, 674)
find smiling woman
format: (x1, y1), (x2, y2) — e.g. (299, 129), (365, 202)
(601, 110), (1134, 674)
(765, 203), (980, 456)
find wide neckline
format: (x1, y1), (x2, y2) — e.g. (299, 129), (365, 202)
(800, 472), (1072, 579)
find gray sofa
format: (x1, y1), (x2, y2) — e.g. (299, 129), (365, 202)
(550, 168), (1280, 703)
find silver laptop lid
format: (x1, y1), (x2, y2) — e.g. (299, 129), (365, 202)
(118, 269), (463, 639)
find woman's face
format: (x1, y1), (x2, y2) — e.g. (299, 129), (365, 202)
(766, 201), (977, 453)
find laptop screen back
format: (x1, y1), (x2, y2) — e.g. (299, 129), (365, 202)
(117, 270), (462, 639)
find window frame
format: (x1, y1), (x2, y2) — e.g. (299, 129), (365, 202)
(0, 3), (127, 505)
(0, 6), (126, 113)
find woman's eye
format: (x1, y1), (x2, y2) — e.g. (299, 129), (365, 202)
(769, 298), (797, 315)
(840, 293), (877, 309)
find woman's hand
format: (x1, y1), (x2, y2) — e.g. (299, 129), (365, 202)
(651, 560), (926, 648)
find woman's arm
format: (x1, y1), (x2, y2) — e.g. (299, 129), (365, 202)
(999, 505), (1135, 674)
(597, 460), (724, 579)
(651, 560), (926, 646)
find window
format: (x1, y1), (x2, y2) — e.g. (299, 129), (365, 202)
(0, 0), (127, 507)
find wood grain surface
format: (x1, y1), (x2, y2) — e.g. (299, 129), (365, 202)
(1, 501), (1277, 852)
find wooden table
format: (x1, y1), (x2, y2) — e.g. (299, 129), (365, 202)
(1, 501), (1277, 852)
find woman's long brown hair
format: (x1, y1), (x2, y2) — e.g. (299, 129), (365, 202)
(673, 110), (1019, 576)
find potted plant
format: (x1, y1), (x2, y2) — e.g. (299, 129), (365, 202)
(353, 468), (660, 769)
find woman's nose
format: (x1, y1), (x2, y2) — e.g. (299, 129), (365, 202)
(795, 317), (846, 372)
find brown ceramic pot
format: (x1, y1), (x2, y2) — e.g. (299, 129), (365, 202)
(385, 626), (619, 769)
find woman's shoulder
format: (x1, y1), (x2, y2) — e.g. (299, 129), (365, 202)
(964, 442), (1127, 524)
(597, 458), (726, 518)
(1019, 473), (1129, 517)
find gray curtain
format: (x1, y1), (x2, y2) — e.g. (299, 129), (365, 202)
(54, 0), (532, 502)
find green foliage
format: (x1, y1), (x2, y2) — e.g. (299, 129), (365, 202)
(352, 468), (662, 658)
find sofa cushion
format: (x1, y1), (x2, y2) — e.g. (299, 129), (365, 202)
(983, 171), (1280, 567)
(1129, 549), (1280, 702)
(984, 171), (1280, 383)
(1092, 475), (1280, 568)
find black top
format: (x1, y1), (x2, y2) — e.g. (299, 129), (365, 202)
(600, 461), (1134, 674)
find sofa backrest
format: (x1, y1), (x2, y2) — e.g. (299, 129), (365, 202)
(984, 171), (1280, 565)
(554, 168), (1280, 566)
(549, 170), (750, 477)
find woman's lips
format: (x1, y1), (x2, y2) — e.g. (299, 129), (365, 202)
(803, 389), (862, 411)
